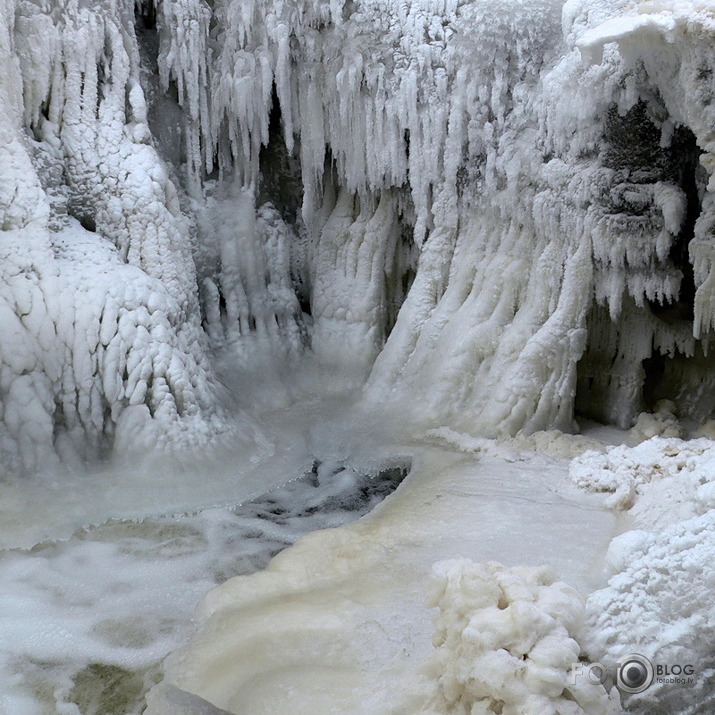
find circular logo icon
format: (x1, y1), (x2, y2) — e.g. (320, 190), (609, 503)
(616, 653), (654, 694)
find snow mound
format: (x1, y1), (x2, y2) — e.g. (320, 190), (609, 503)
(422, 559), (615, 715)
(570, 436), (715, 524)
(570, 428), (715, 711)
(585, 512), (715, 713)
(628, 401), (684, 443)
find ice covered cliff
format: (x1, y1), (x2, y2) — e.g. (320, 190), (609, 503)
(3, 0), (715, 470)
(4, 0), (715, 712)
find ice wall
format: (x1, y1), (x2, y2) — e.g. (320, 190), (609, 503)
(574, 0), (715, 426)
(1, 0), (237, 473)
(5, 0), (715, 471)
(160, 0), (715, 432)
(572, 434), (715, 711)
(366, 0), (715, 434)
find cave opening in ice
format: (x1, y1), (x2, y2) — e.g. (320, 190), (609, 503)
(575, 98), (710, 428)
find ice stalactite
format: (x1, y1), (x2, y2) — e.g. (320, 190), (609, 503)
(154, 0), (465, 374)
(573, 0), (715, 426)
(153, 0), (212, 182)
(364, 0), (715, 435)
(364, 0), (595, 434)
(197, 183), (305, 362)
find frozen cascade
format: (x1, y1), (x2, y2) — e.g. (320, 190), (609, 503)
(3, 0), (715, 712)
(6, 0), (715, 468)
(7, 0), (715, 472)
(1, 0), (246, 474)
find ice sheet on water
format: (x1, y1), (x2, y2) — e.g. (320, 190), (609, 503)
(147, 446), (618, 715)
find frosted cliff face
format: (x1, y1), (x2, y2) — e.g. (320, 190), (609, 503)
(3, 0), (715, 470)
(1, 0), (235, 473)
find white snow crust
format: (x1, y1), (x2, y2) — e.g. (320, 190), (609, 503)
(585, 513), (715, 714)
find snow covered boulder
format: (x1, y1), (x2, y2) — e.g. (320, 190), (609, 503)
(422, 559), (615, 715)
(585, 512), (715, 714)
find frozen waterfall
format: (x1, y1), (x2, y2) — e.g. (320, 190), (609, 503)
(4, 0), (715, 470)
(2, 0), (715, 713)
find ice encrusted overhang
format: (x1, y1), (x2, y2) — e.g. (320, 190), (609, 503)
(573, 0), (715, 427)
(3, 0), (715, 473)
(365, 0), (715, 434)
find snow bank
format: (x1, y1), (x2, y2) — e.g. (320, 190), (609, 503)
(585, 513), (715, 713)
(6, 0), (715, 470)
(572, 431), (715, 711)
(423, 559), (615, 715)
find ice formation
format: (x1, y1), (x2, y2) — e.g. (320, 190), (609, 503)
(585, 514), (715, 714)
(422, 559), (614, 715)
(4, 0), (715, 710)
(571, 432), (715, 711)
(1, 0), (242, 474)
(6, 0), (715, 470)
